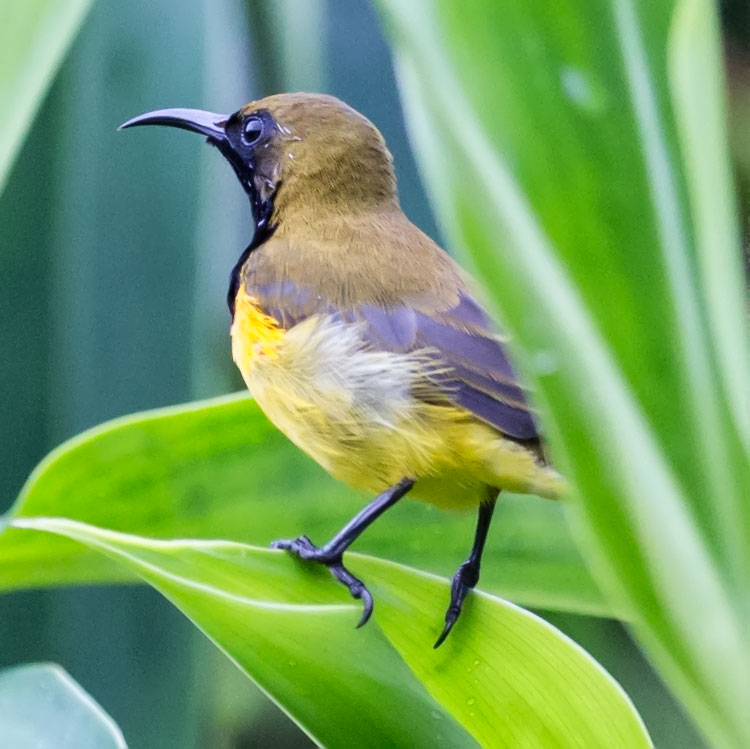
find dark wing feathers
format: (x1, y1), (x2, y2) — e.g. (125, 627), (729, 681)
(413, 311), (517, 383)
(451, 382), (537, 439)
(359, 304), (418, 350)
(412, 306), (537, 440)
(253, 282), (537, 441)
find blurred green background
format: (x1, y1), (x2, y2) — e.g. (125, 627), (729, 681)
(0, 0), (746, 746)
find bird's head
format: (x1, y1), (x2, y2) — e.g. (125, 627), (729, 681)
(120, 93), (399, 233)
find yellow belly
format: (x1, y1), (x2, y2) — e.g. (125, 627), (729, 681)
(230, 288), (562, 508)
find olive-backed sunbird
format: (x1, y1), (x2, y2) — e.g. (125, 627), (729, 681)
(121, 93), (563, 647)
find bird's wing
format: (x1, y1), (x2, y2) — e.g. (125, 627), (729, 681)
(252, 281), (538, 441)
(356, 294), (537, 440)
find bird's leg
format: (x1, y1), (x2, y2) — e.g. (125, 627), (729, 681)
(434, 493), (498, 648)
(271, 477), (414, 627)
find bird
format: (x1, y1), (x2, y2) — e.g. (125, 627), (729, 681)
(120, 93), (564, 647)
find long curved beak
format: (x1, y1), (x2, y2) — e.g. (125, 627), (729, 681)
(118, 108), (228, 142)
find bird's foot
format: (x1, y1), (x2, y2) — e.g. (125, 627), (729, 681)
(271, 534), (336, 562)
(271, 535), (374, 628)
(434, 560), (480, 648)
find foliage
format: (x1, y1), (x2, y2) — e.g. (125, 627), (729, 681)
(376, 0), (749, 745)
(0, 663), (126, 748)
(0, 395), (648, 744)
(0, 393), (604, 615)
(9, 517), (650, 747)
(1, 0), (746, 745)
(0, 0), (92, 192)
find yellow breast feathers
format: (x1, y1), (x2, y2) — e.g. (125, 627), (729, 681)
(230, 287), (285, 374)
(229, 296), (563, 507)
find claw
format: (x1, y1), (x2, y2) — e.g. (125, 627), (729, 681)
(434, 606), (460, 648)
(355, 585), (374, 628)
(327, 560), (374, 627)
(434, 561), (479, 648)
(271, 535), (375, 628)
(271, 535), (336, 562)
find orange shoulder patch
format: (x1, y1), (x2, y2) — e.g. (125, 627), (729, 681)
(230, 287), (285, 373)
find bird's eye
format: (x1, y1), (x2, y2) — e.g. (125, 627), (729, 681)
(242, 116), (263, 145)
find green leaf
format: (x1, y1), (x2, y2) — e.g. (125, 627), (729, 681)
(667, 0), (750, 434)
(0, 392), (607, 616)
(375, 0), (749, 745)
(0, 663), (126, 748)
(0, 0), (93, 192)
(11, 517), (651, 747)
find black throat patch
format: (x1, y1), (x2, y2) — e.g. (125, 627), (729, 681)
(214, 108), (282, 318)
(227, 214), (276, 317)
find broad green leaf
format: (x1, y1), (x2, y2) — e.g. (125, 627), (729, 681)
(667, 0), (750, 441)
(12, 517), (651, 747)
(0, 0), (93, 192)
(376, 0), (749, 745)
(0, 663), (126, 748)
(0, 392), (608, 616)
